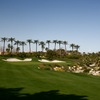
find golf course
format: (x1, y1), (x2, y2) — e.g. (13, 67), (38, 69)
(0, 57), (100, 100)
(1, 0), (100, 99)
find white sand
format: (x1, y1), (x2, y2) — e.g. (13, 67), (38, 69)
(3, 58), (32, 62)
(38, 59), (65, 63)
(3, 58), (64, 63)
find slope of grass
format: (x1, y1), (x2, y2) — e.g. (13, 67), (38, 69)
(0, 59), (100, 100)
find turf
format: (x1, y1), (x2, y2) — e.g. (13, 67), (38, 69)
(0, 60), (100, 100)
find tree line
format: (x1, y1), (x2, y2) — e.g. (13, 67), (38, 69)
(0, 37), (80, 54)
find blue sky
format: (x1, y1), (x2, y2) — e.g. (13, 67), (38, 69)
(0, 0), (100, 53)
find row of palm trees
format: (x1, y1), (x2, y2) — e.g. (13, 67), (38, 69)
(0, 37), (80, 54)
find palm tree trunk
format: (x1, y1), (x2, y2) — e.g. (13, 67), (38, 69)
(36, 43), (37, 52)
(72, 47), (74, 51)
(11, 41), (13, 53)
(65, 45), (66, 51)
(48, 43), (50, 49)
(3, 41), (5, 55)
(29, 43), (31, 53)
(16, 44), (18, 53)
(59, 44), (60, 49)
(22, 45), (24, 53)
(42, 48), (43, 52)
(54, 43), (56, 50)
(65, 45), (67, 54)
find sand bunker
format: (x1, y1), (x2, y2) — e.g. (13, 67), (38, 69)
(3, 58), (64, 63)
(38, 59), (65, 63)
(3, 58), (32, 62)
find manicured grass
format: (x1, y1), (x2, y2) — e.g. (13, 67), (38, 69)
(0, 59), (100, 100)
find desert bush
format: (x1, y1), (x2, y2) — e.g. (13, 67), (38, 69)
(17, 53), (27, 59)
(46, 50), (58, 60)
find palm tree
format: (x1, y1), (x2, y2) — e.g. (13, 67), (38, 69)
(46, 40), (51, 50)
(6, 44), (11, 53)
(53, 40), (58, 50)
(8, 37), (15, 53)
(70, 43), (75, 51)
(57, 40), (62, 49)
(39, 41), (45, 52)
(16, 47), (20, 53)
(14, 40), (20, 53)
(63, 41), (68, 51)
(34, 40), (39, 52)
(20, 41), (26, 52)
(27, 39), (33, 53)
(1, 37), (7, 54)
(45, 47), (49, 51)
(75, 45), (80, 52)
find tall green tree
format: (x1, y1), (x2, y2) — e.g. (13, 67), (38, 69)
(39, 41), (45, 52)
(70, 43), (75, 51)
(27, 39), (33, 53)
(6, 44), (11, 53)
(14, 40), (20, 53)
(63, 41), (68, 51)
(1, 37), (7, 54)
(46, 40), (51, 50)
(34, 40), (39, 52)
(53, 40), (58, 50)
(8, 37), (15, 53)
(16, 47), (20, 53)
(57, 40), (62, 49)
(20, 41), (26, 53)
(75, 45), (80, 52)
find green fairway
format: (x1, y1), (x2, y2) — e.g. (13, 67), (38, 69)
(0, 60), (100, 100)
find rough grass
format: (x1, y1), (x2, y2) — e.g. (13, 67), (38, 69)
(0, 59), (100, 100)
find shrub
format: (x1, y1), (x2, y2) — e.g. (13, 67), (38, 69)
(46, 50), (57, 60)
(17, 53), (27, 59)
